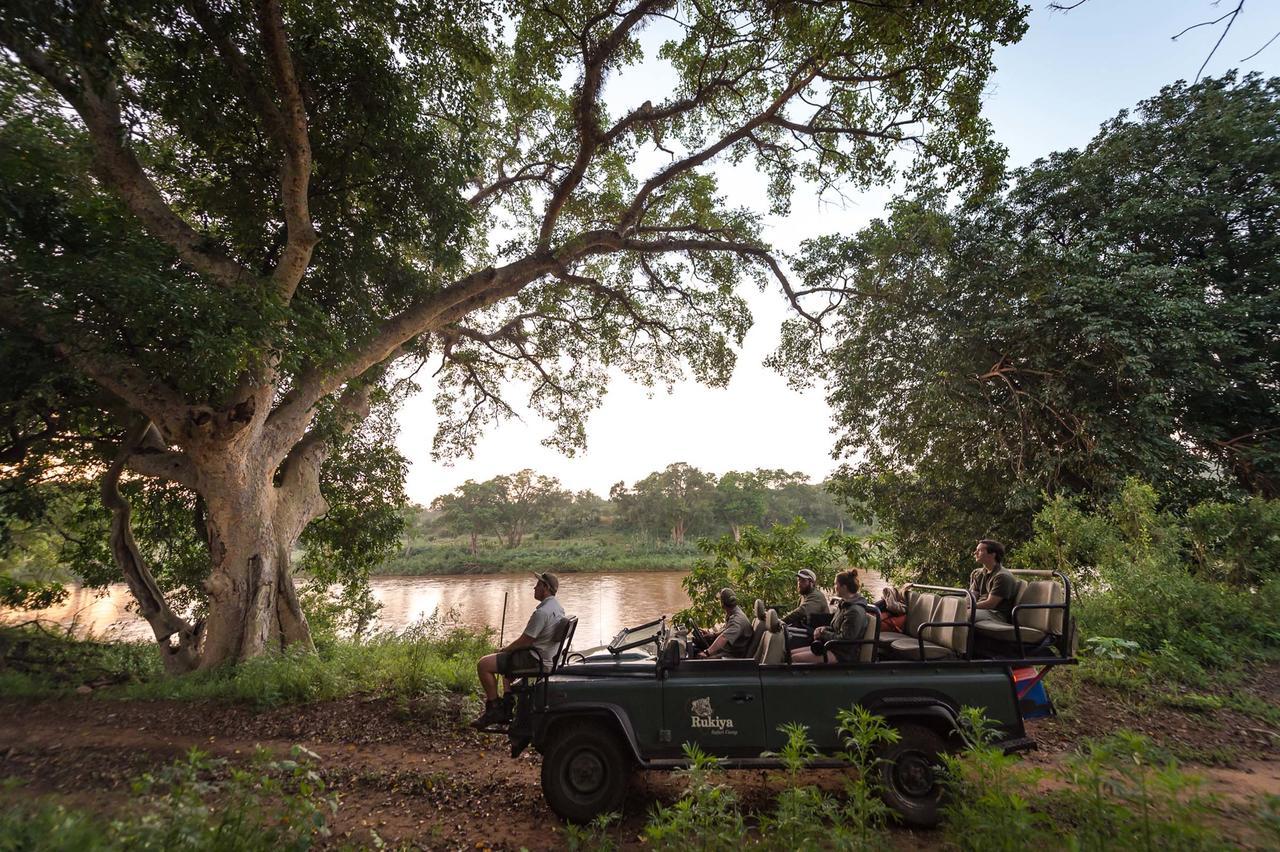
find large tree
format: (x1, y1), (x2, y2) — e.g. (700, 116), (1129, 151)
(780, 73), (1280, 573)
(0, 0), (1025, 668)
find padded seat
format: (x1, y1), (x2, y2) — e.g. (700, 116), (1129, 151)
(974, 579), (1065, 646)
(744, 599), (769, 658)
(877, 591), (939, 647)
(755, 609), (786, 664)
(890, 595), (970, 660)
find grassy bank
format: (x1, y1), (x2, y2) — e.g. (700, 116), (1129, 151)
(378, 532), (701, 575)
(0, 617), (493, 708)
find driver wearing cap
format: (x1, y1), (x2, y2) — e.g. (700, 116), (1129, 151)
(471, 571), (565, 729)
(781, 568), (831, 627)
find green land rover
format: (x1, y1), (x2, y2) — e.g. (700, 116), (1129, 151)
(484, 574), (1075, 827)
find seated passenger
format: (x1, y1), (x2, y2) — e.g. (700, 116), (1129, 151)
(969, 539), (1017, 623)
(471, 572), (565, 728)
(689, 588), (753, 659)
(781, 568), (831, 627)
(791, 570), (868, 664)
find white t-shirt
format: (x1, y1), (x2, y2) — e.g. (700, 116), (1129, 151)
(522, 596), (566, 668)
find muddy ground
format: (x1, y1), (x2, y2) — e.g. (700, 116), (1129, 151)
(1, 667), (1277, 850)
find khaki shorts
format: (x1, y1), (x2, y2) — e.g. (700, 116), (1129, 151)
(495, 648), (542, 675)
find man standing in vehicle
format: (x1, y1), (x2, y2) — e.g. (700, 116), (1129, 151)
(781, 568), (831, 627)
(970, 539), (1017, 623)
(689, 588), (753, 658)
(471, 571), (565, 728)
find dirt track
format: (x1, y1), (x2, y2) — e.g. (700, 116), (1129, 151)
(1, 669), (1277, 850)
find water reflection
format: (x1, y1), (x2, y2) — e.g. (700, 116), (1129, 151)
(5, 569), (887, 647)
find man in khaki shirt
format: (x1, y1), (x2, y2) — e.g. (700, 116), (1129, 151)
(782, 568), (831, 627)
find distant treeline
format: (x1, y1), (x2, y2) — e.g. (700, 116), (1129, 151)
(410, 463), (864, 556)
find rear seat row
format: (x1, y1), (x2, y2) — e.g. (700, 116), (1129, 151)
(731, 569), (1070, 664)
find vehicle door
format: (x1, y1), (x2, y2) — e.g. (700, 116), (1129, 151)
(660, 660), (765, 759)
(758, 665), (874, 753)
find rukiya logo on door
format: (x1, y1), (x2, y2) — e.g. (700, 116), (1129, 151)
(689, 697), (735, 730)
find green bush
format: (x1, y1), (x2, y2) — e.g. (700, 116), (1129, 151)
(1015, 480), (1279, 671)
(1054, 731), (1228, 851)
(678, 520), (877, 624)
(756, 723), (841, 851)
(643, 744), (745, 851)
(940, 707), (1048, 851)
(118, 614), (492, 706)
(0, 747), (336, 852)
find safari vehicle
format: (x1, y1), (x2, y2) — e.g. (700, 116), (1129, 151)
(485, 571), (1075, 828)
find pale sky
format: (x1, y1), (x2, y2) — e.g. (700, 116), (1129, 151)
(398, 0), (1280, 505)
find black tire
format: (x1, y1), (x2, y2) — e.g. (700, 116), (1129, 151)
(540, 720), (630, 823)
(876, 722), (949, 828)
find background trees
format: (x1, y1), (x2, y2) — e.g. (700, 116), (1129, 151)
(0, 0), (1026, 666)
(781, 73), (1280, 575)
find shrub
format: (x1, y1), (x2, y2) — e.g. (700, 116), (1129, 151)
(678, 520), (874, 624)
(1054, 731), (1228, 851)
(643, 743), (745, 851)
(757, 723), (841, 851)
(832, 705), (898, 850)
(940, 707), (1048, 851)
(0, 747), (336, 852)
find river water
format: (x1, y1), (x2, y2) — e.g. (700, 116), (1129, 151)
(6, 570), (887, 649)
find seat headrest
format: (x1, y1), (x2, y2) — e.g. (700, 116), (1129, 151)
(766, 609), (782, 632)
(755, 598), (767, 621)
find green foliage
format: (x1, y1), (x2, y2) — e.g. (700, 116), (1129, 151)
(0, 617), (491, 708)
(756, 724), (841, 851)
(1020, 480), (1279, 671)
(679, 520), (871, 624)
(643, 743), (745, 852)
(562, 812), (618, 852)
(1054, 732), (1227, 851)
(806, 73), (1280, 575)
(0, 747), (337, 852)
(832, 706), (899, 849)
(938, 707), (1047, 851)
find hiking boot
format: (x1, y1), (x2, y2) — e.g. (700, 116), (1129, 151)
(500, 692), (517, 718)
(469, 699), (506, 729)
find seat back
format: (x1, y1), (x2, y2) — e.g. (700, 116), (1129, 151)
(744, 618), (768, 658)
(919, 595), (959, 653)
(1017, 581), (1065, 634)
(757, 609), (786, 664)
(904, 591), (939, 636)
(754, 598), (767, 622)
(548, 616), (578, 672)
(856, 605), (879, 662)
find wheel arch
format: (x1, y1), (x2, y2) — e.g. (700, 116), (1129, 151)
(536, 704), (644, 763)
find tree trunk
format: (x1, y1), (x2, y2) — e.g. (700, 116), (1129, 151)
(731, 523), (741, 542)
(468, 531), (478, 556)
(196, 460), (316, 669)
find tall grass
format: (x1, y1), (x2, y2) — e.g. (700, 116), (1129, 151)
(1, 615), (493, 707)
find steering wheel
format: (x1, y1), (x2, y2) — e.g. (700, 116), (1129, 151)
(691, 625), (712, 652)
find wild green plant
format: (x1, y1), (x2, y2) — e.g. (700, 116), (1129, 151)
(1056, 731), (1227, 851)
(940, 707), (1047, 852)
(0, 801), (113, 851)
(757, 723), (840, 851)
(1258, 795), (1280, 847)
(562, 812), (619, 852)
(831, 705), (899, 851)
(0, 746), (337, 851)
(643, 743), (745, 852)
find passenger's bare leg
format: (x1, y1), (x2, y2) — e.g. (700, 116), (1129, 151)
(789, 648), (827, 664)
(477, 653), (500, 700)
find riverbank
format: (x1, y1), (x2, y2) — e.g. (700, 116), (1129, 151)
(1, 625), (1277, 849)
(1, 667), (1276, 850)
(379, 534), (702, 575)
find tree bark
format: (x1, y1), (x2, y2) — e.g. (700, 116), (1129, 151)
(195, 452), (318, 668)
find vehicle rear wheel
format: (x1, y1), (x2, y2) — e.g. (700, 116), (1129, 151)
(876, 722), (949, 828)
(541, 720), (629, 823)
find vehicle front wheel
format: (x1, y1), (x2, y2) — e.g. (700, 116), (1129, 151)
(540, 720), (630, 823)
(876, 722), (949, 828)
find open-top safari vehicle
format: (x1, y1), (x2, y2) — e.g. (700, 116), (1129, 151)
(480, 570), (1076, 827)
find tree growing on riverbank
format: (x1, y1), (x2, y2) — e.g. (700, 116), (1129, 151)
(0, 0), (1027, 669)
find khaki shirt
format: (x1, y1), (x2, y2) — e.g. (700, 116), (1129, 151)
(969, 566), (1018, 620)
(782, 587), (831, 627)
(718, 606), (753, 657)
(522, 596), (566, 668)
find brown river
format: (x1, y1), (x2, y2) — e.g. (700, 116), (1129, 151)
(7, 570), (887, 649)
